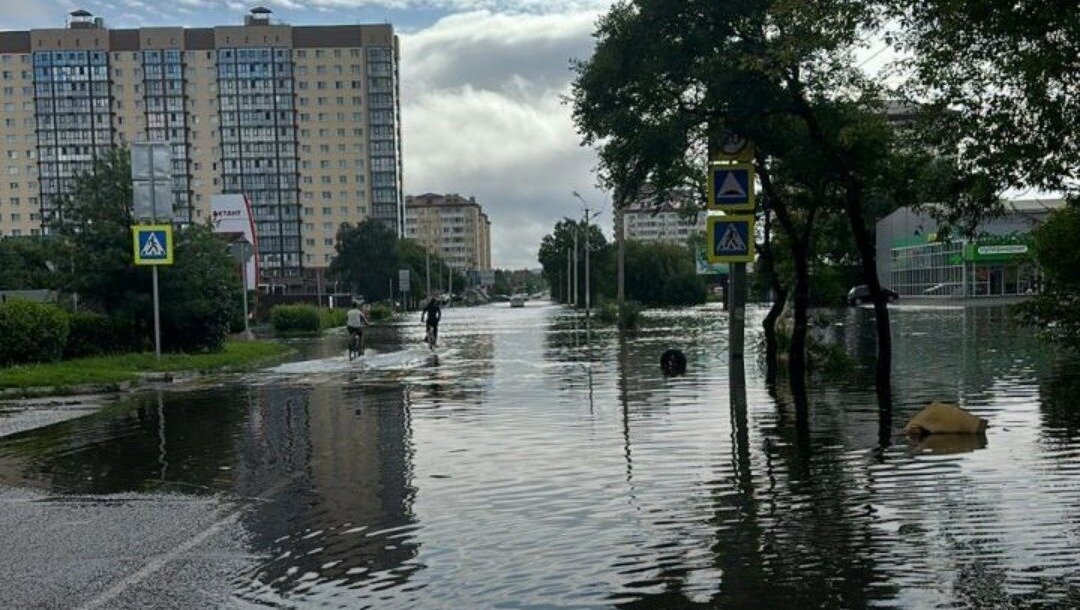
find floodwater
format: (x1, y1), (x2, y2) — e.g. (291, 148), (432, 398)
(1, 303), (1079, 608)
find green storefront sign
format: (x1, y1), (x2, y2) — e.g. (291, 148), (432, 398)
(963, 234), (1035, 262)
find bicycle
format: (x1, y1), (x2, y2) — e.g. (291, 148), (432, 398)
(348, 329), (364, 361)
(424, 324), (438, 350)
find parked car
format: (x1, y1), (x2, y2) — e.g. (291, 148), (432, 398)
(510, 295), (525, 308)
(847, 285), (899, 306)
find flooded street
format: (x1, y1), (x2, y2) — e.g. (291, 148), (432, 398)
(1, 303), (1079, 608)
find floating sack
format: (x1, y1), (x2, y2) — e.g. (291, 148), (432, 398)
(904, 402), (987, 436)
(660, 349), (687, 377)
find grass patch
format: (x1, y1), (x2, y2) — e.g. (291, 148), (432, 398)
(0, 340), (291, 390)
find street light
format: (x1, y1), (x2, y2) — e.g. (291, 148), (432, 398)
(573, 192), (601, 318)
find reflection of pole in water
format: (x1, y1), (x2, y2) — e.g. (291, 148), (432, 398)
(157, 391), (167, 481)
(586, 315), (594, 414)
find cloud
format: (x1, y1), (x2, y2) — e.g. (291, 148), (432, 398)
(401, 9), (609, 268)
(294, 0), (610, 12)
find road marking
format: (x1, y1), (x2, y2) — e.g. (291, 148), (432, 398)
(77, 475), (298, 610)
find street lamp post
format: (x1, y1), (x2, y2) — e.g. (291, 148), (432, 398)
(573, 192), (601, 318)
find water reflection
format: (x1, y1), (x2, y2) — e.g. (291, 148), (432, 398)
(0, 304), (1078, 607)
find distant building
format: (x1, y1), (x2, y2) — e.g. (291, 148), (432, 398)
(404, 193), (492, 273)
(876, 199), (1064, 298)
(621, 187), (704, 244)
(0, 7), (403, 293)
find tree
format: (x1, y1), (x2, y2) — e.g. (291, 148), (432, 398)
(329, 219), (400, 301)
(1018, 206), (1080, 349)
(0, 237), (63, 291)
(623, 240), (706, 306)
(50, 147), (241, 352)
(572, 0), (919, 410)
(896, 1), (1079, 200)
(537, 218), (614, 307)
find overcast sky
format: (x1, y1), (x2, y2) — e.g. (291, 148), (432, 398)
(0, 0), (615, 268)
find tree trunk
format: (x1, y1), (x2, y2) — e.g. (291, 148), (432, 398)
(763, 284), (788, 386)
(789, 241), (811, 418)
(843, 182), (892, 410)
(760, 209), (787, 386)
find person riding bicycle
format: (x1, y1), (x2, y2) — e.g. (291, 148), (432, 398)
(421, 297), (442, 348)
(346, 300), (370, 356)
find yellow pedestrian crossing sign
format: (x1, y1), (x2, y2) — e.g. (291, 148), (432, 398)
(707, 215), (755, 263)
(133, 224), (174, 265)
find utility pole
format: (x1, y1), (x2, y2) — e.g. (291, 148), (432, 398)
(573, 228), (579, 308)
(580, 206), (601, 318)
(566, 247), (572, 305)
(425, 248), (431, 297)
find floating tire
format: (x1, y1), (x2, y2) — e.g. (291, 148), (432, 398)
(660, 349), (687, 377)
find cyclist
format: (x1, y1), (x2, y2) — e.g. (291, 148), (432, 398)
(346, 300), (370, 357)
(420, 297), (442, 348)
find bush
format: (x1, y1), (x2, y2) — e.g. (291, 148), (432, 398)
(368, 302), (394, 323)
(270, 304), (321, 335)
(0, 299), (70, 365)
(64, 311), (132, 358)
(318, 307), (347, 329)
(596, 299), (642, 329)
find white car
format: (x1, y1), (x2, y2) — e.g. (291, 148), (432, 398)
(510, 295), (525, 308)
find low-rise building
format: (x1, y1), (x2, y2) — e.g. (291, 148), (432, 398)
(404, 193), (491, 273)
(876, 199), (1064, 298)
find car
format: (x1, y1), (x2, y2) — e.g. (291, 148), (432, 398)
(510, 295), (525, 308)
(847, 285), (899, 306)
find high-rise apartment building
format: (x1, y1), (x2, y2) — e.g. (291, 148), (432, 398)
(404, 193), (492, 273)
(0, 7), (402, 292)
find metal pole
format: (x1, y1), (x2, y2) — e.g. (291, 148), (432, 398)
(729, 260), (746, 360)
(616, 203), (625, 307)
(448, 263), (453, 298)
(152, 265), (162, 359)
(573, 228), (579, 307)
(148, 144), (162, 360)
(584, 207), (591, 317)
(425, 249), (431, 296)
(566, 248), (571, 305)
(241, 263), (250, 335)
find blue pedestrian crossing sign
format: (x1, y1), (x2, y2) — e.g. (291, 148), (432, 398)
(707, 215), (755, 263)
(708, 163), (755, 211)
(132, 224), (174, 265)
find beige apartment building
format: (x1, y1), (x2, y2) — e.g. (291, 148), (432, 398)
(622, 186), (704, 244)
(0, 7), (402, 293)
(404, 193), (492, 274)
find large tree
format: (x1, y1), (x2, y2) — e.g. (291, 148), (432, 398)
(329, 219), (401, 301)
(571, 0), (920, 408)
(537, 218), (614, 307)
(896, 0), (1079, 200)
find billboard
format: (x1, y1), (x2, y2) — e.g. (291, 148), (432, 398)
(211, 194), (259, 287)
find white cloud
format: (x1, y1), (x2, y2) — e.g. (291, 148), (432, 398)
(401, 9), (610, 268)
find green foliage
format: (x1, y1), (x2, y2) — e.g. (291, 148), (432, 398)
(895, 1), (1079, 195)
(64, 311), (141, 359)
(329, 220), (400, 301)
(492, 269), (546, 296)
(159, 223), (241, 352)
(0, 300), (70, 366)
(318, 308), (347, 329)
(596, 298), (642, 329)
(0, 340), (290, 390)
(0, 237), (63, 290)
(398, 238), (466, 296)
(271, 305), (322, 336)
(368, 302), (394, 322)
(49, 147), (241, 353)
(537, 218), (615, 305)
(1017, 206), (1080, 349)
(623, 240), (707, 307)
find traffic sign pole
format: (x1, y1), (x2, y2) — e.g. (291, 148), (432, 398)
(149, 148), (162, 360)
(710, 134), (756, 365)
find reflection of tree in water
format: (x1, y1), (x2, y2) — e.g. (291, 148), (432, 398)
(1040, 356), (1080, 438)
(236, 382), (422, 603)
(0, 387), (249, 494)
